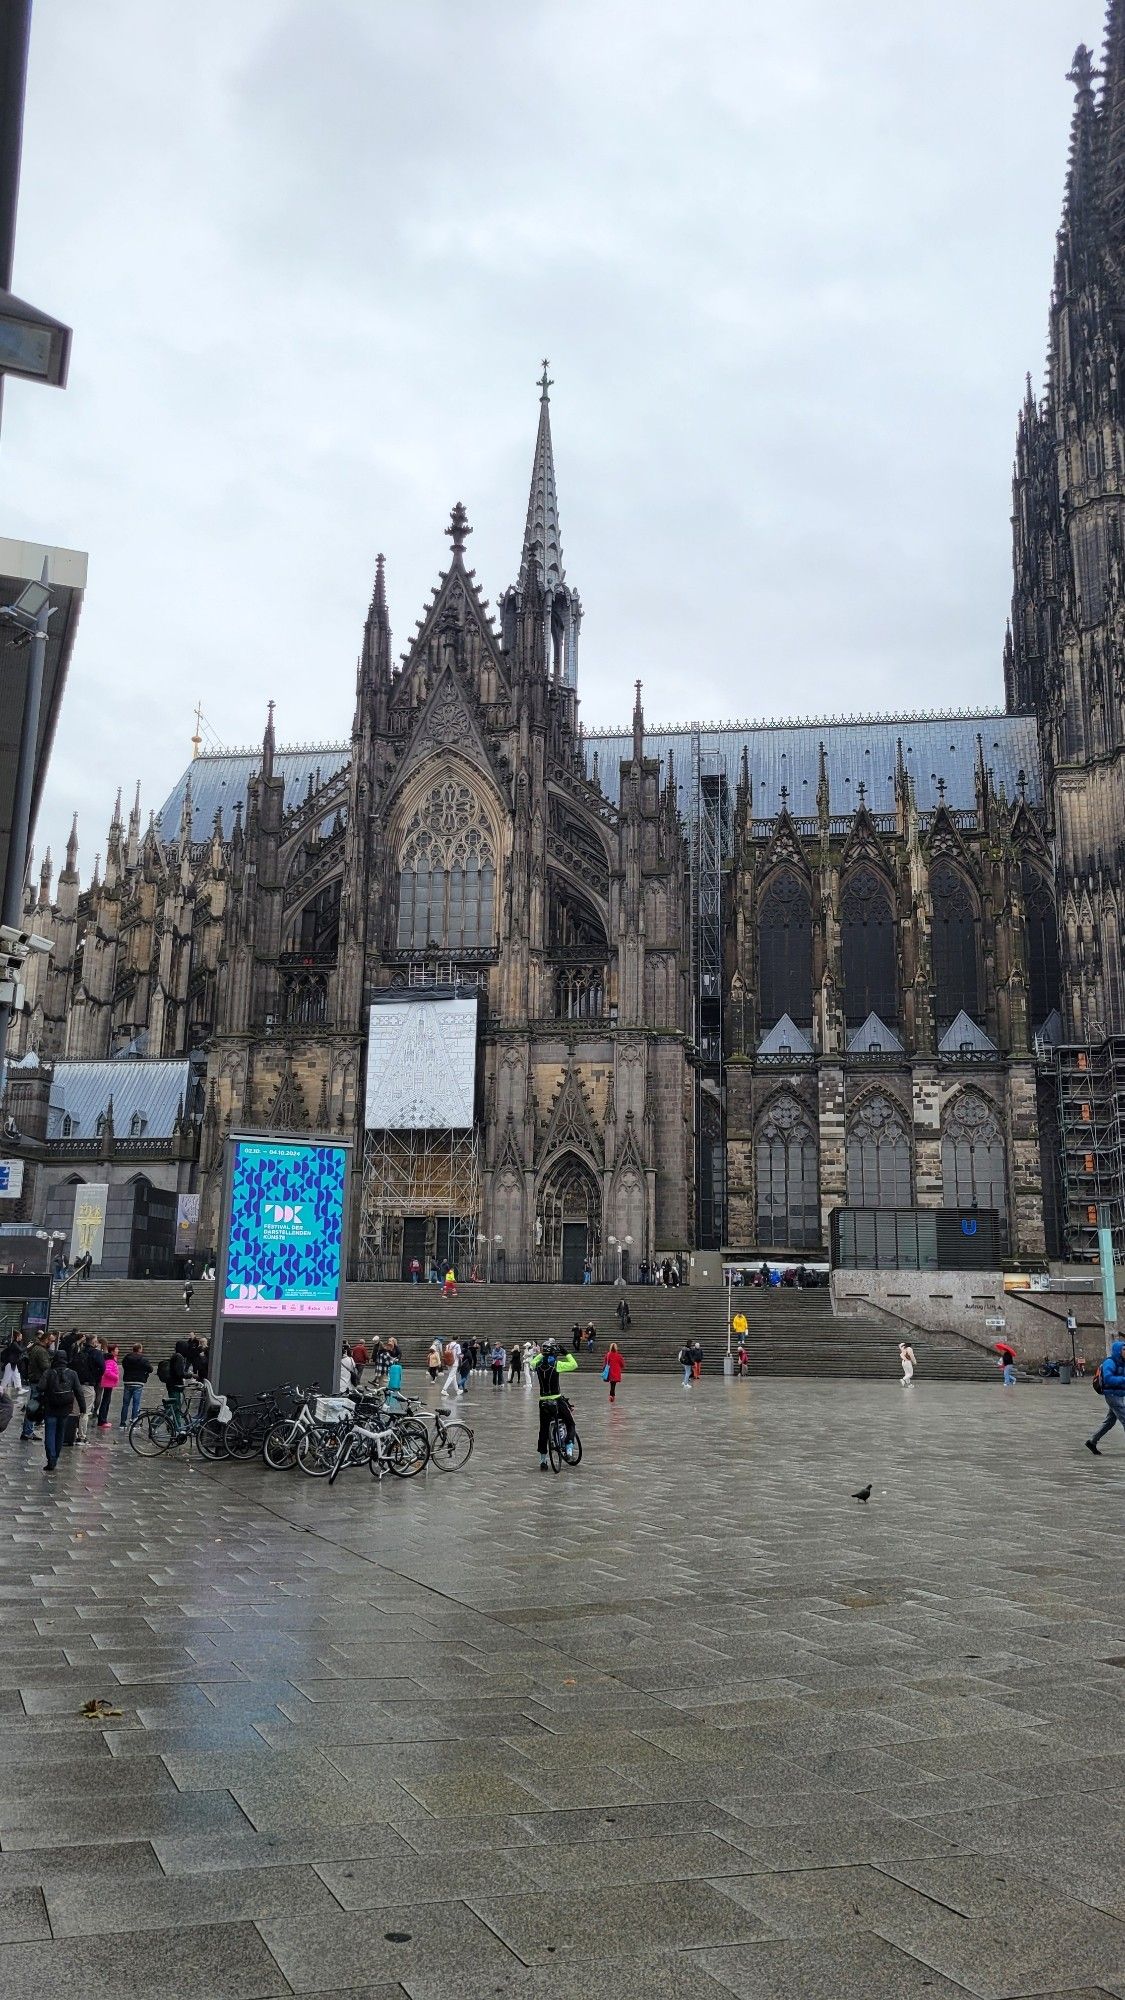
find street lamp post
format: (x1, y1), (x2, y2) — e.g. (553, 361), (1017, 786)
(623, 1233), (633, 1285)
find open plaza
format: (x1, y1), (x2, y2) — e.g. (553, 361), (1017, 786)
(0, 1364), (1122, 2000)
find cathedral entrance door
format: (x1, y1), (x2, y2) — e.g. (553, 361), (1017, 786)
(561, 1221), (587, 1284)
(401, 1217), (427, 1282)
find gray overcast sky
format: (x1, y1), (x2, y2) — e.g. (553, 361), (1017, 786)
(0, 0), (1097, 875)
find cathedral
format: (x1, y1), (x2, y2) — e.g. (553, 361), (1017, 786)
(9, 10), (1125, 1279)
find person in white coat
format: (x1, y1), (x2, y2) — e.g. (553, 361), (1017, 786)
(899, 1341), (917, 1386)
(441, 1339), (462, 1400)
(338, 1344), (359, 1395)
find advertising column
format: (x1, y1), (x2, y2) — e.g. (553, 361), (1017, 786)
(210, 1134), (351, 1402)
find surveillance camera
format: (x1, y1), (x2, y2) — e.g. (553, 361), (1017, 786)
(0, 925), (52, 957)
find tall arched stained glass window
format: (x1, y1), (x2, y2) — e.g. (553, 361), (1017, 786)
(396, 781), (496, 950)
(841, 869), (897, 1028)
(1020, 862), (1061, 1030)
(930, 860), (981, 1031)
(755, 1094), (819, 1249)
(846, 1093), (912, 1207)
(758, 872), (813, 1030)
(941, 1092), (1006, 1216)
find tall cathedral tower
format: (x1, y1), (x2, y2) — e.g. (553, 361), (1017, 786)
(1008, 14), (1125, 1037)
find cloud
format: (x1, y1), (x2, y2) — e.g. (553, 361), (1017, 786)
(0, 0), (1093, 870)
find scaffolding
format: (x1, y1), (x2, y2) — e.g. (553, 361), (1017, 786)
(1053, 1038), (1125, 1260)
(357, 1127), (481, 1279)
(691, 740), (729, 1247)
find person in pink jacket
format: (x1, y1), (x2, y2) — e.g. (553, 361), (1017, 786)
(604, 1342), (625, 1402)
(96, 1345), (121, 1429)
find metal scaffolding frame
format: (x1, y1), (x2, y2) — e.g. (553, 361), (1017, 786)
(1053, 1038), (1125, 1260)
(357, 1126), (481, 1278)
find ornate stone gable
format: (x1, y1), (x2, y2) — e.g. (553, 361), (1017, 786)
(757, 807), (812, 881)
(924, 803), (982, 882)
(392, 530), (509, 714)
(263, 1059), (309, 1132)
(540, 1058), (602, 1166)
(384, 667), (511, 813)
(839, 804), (893, 877)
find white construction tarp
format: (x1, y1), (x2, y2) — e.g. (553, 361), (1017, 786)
(365, 996), (478, 1130)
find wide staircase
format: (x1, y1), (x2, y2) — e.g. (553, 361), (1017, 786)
(54, 1278), (998, 1381)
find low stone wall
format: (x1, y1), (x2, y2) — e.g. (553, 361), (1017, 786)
(831, 1268), (1115, 1364)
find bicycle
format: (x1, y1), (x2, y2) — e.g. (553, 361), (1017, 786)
(546, 1398), (582, 1473)
(396, 1393), (473, 1471)
(128, 1383), (231, 1460)
(224, 1385), (301, 1461)
(326, 1409), (422, 1483)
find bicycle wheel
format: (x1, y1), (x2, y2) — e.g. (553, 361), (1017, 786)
(194, 1416), (229, 1461)
(430, 1420), (473, 1471)
(263, 1421), (300, 1471)
(386, 1418), (430, 1478)
(563, 1429), (582, 1467)
(224, 1414), (267, 1461)
(297, 1427), (338, 1477)
(327, 1436), (354, 1485)
(547, 1420), (563, 1473)
(129, 1410), (173, 1457)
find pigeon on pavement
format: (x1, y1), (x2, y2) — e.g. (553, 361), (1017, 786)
(852, 1484), (873, 1503)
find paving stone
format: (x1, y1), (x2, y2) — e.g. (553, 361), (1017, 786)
(0, 1920), (290, 1998)
(694, 1933), (979, 1998)
(259, 1900), (520, 1990)
(402, 1954), (735, 1997)
(0, 1788), (252, 1849)
(314, 1846), (541, 1908)
(469, 1881), (769, 1962)
(46, 1862), (343, 1937)
(153, 1822), (417, 1876)
(0, 1885), (51, 1941)
(0, 1841), (163, 1891)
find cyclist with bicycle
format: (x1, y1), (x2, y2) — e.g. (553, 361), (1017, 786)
(529, 1339), (578, 1471)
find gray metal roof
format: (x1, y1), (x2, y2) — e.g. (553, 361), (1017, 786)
(153, 710), (1043, 842)
(584, 712), (1042, 816)
(33, 1058), (191, 1139)
(157, 747), (350, 841)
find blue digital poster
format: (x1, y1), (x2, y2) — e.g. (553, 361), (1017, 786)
(224, 1138), (348, 1318)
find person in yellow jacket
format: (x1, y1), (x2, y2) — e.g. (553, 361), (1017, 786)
(527, 1340), (578, 1470)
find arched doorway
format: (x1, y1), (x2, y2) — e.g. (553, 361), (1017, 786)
(537, 1152), (601, 1283)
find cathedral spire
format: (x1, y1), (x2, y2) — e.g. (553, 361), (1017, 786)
(262, 699), (276, 781)
(37, 846), (52, 910)
(519, 361), (565, 594)
(62, 812), (79, 884)
(632, 679), (645, 767)
(360, 553), (392, 686)
(1100, 1), (1125, 249)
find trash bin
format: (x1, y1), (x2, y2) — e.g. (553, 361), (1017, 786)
(1059, 1363), (1072, 1385)
(722, 1354), (734, 1377)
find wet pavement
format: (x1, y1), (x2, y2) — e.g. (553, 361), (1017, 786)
(0, 1366), (1122, 1999)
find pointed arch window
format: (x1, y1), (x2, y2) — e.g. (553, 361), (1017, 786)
(758, 871), (812, 1031)
(841, 868), (897, 1028)
(930, 859), (981, 1031)
(942, 1091), (1006, 1217)
(1020, 862), (1060, 1030)
(396, 781), (496, 950)
(755, 1094), (819, 1248)
(846, 1093), (912, 1207)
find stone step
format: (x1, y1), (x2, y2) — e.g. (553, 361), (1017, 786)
(52, 1278), (999, 1381)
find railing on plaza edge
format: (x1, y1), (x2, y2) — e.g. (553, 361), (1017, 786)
(345, 1252), (689, 1286)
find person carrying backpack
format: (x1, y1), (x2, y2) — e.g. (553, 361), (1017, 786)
(1086, 1339), (1125, 1455)
(157, 1346), (188, 1436)
(41, 1353), (86, 1471)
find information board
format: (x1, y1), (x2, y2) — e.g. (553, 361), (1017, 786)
(223, 1137), (348, 1318)
(365, 995), (478, 1129)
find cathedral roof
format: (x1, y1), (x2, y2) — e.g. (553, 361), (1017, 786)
(584, 711), (1042, 816)
(157, 745), (350, 841)
(28, 1056), (193, 1140)
(155, 711), (1041, 841)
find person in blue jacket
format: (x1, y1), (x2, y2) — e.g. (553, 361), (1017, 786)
(1086, 1339), (1125, 1454)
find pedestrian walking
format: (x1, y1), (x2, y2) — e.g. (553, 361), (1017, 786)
(1087, 1338), (1125, 1454)
(604, 1341), (625, 1401)
(387, 1349), (403, 1395)
(74, 1338), (104, 1442)
(19, 1331), (53, 1440)
(443, 1266), (458, 1298)
(491, 1343), (506, 1386)
(678, 1343), (693, 1387)
(409, 1257), (421, 1284)
(614, 1297), (631, 1331)
(456, 1342), (472, 1396)
(338, 1344), (359, 1394)
(996, 1341), (1017, 1387)
(441, 1340), (461, 1399)
(182, 1280), (194, 1310)
(119, 1345), (151, 1428)
(40, 1351), (86, 1472)
(97, 1345), (121, 1428)
(426, 1340), (442, 1383)
(584, 1321), (597, 1352)
(509, 1341), (522, 1384)
(570, 1323), (583, 1357)
(690, 1340), (703, 1380)
(899, 1341), (917, 1386)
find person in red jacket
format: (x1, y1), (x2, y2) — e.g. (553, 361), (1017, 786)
(605, 1341), (625, 1402)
